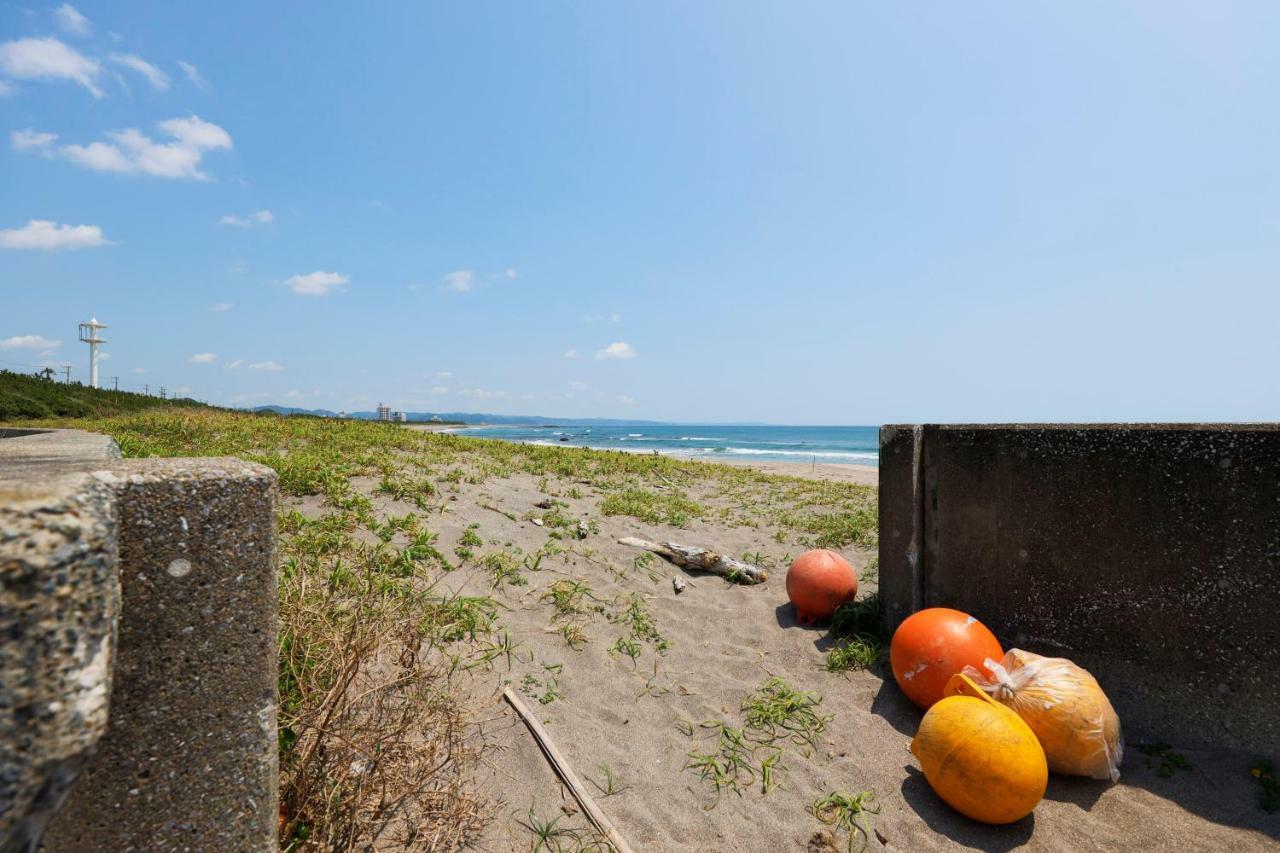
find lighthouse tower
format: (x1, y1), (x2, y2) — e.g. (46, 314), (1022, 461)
(78, 317), (108, 389)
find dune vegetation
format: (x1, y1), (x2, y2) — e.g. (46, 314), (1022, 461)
(6, 407), (878, 850)
(0, 369), (208, 420)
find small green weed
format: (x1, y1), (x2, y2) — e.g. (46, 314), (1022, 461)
(588, 763), (629, 798)
(826, 636), (881, 673)
(1251, 760), (1279, 812)
(609, 636), (642, 666)
(482, 551), (526, 590)
(1139, 742), (1193, 777)
(811, 790), (881, 853)
(741, 677), (831, 750)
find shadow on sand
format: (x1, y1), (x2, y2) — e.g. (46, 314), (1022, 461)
(900, 766), (1035, 851)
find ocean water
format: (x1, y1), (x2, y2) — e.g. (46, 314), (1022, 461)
(453, 424), (880, 466)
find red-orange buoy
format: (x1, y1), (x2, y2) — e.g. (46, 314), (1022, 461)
(890, 607), (1003, 709)
(786, 549), (858, 625)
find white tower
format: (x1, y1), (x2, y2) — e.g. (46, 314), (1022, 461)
(78, 317), (108, 389)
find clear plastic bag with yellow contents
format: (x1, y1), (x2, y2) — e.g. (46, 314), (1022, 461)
(962, 649), (1123, 782)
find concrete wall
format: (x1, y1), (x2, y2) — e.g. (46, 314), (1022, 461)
(879, 424), (1280, 755)
(0, 430), (278, 852)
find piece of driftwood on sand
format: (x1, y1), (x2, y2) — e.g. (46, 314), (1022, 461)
(617, 537), (768, 584)
(502, 687), (636, 853)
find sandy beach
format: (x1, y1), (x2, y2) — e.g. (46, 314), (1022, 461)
(710, 456), (880, 486)
(282, 441), (1273, 851)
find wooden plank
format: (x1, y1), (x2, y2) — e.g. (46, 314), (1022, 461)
(501, 687), (636, 853)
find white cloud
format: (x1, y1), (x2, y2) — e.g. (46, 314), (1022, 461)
(563, 349), (581, 359)
(11, 129), (57, 153)
(0, 335), (61, 353)
(617, 394), (636, 405)
(0, 220), (110, 251)
(223, 359), (243, 369)
(54, 4), (91, 37)
(208, 301), (234, 312)
(441, 269), (474, 292)
(248, 360), (283, 371)
(459, 387), (509, 399)
(189, 352), (217, 363)
(132, 367), (145, 374)
(176, 60), (207, 90)
(584, 312), (622, 324)
(434, 371), (453, 380)
(286, 270), (347, 296)
(595, 341), (637, 360)
(429, 385), (449, 395)
(0, 80), (14, 97)
(219, 209), (273, 228)
(503, 268), (518, 280)
(97, 352), (110, 361)
(569, 381), (589, 391)
(0, 37), (102, 97)
(52, 116), (233, 180)
(109, 53), (168, 91)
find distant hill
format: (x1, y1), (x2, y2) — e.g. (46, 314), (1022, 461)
(252, 405), (342, 418)
(0, 369), (210, 420)
(250, 405), (668, 426)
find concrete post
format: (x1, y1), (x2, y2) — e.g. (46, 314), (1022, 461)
(1, 431), (279, 852)
(42, 459), (279, 852)
(0, 473), (118, 853)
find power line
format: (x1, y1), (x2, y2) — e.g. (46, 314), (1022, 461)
(60, 365), (72, 384)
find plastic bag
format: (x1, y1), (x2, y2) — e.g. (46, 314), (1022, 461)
(962, 649), (1123, 782)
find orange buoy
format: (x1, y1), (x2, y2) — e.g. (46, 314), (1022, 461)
(890, 607), (1002, 709)
(785, 549), (857, 625)
(911, 673), (1048, 824)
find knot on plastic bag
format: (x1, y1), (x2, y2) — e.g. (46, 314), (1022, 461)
(983, 657), (1018, 701)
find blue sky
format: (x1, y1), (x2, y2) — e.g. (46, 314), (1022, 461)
(3, 2), (1279, 423)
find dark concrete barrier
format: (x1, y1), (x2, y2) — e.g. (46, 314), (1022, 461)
(879, 424), (1280, 755)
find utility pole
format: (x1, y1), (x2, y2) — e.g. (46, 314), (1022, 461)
(143, 384), (150, 396)
(110, 376), (119, 391)
(61, 365), (72, 384)
(159, 387), (167, 400)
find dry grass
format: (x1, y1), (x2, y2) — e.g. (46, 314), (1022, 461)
(277, 513), (492, 850)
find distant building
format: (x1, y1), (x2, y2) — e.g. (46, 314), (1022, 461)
(395, 411), (407, 423)
(377, 403), (391, 422)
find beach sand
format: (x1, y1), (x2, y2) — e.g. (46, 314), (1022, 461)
(708, 456), (880, 486)
(292, 454), (1276, 852)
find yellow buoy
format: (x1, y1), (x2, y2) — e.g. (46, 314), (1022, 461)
(910, 674), (1048, 824)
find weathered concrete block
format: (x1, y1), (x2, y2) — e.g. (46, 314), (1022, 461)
(0, 472), (117, 853)
(43, 458), (278, 852)
(879, 424), (1280, 755)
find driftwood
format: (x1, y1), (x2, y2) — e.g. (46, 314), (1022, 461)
(502, 688), (636, 853)
(618, 537), (768, 584)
